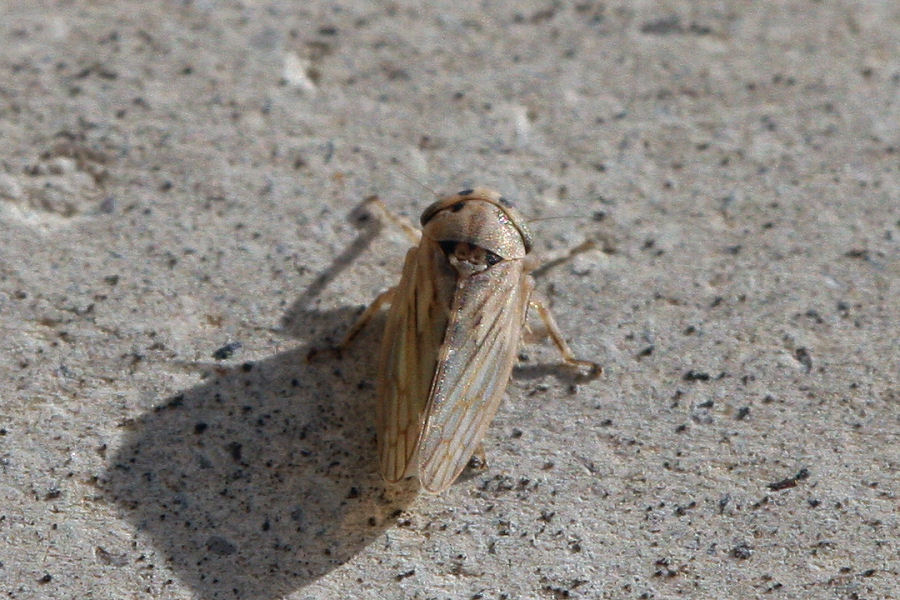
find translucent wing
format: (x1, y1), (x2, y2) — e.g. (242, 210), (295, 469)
(375, 240), (456, 481)
(416, 259), (533, 492)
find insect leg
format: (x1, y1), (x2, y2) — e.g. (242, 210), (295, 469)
(529, 297), (602, 380)
(365, 196), (422, 244)
(339, 286), (396, 348)
(529, 240), (596, 279)
(306, 287), (395, 361)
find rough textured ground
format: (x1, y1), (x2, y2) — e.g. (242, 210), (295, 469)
(1, 1), (897, 599)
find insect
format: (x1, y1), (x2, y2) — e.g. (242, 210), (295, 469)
(335, 187), (600, 493)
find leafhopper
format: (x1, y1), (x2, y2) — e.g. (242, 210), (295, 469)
(337, 187), (600, 493)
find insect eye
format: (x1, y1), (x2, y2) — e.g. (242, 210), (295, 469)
(450, 202), (465, 213)
(485, 251), (502, 266)
(438, 240), (458, 256)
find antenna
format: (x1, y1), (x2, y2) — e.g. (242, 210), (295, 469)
(527, 214), (590, 223)
(391, 164), (440, 199)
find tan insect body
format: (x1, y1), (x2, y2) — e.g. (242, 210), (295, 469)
(345, 187), (598, 493)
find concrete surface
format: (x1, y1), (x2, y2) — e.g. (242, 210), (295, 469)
(0, 1), (897, 599)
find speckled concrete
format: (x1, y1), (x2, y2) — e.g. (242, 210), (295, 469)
(1, 2), (897, 599)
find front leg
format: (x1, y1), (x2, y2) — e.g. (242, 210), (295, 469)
(306, 287), (396, 361)
(339, 286), (396, 348)
(364, 196), (421, 244)
(529, 297), (602, 380)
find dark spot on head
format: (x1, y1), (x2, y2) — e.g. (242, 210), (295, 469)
(457, 188), (474, 196)
(485, 251), (502, 266)
(498, 196), (512, 207)
(451, 202), (465, 212)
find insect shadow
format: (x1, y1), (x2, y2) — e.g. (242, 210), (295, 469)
(102, 203), (414, 600)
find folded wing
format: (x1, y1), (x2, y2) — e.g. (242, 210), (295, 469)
(416, 260), (533, 492)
